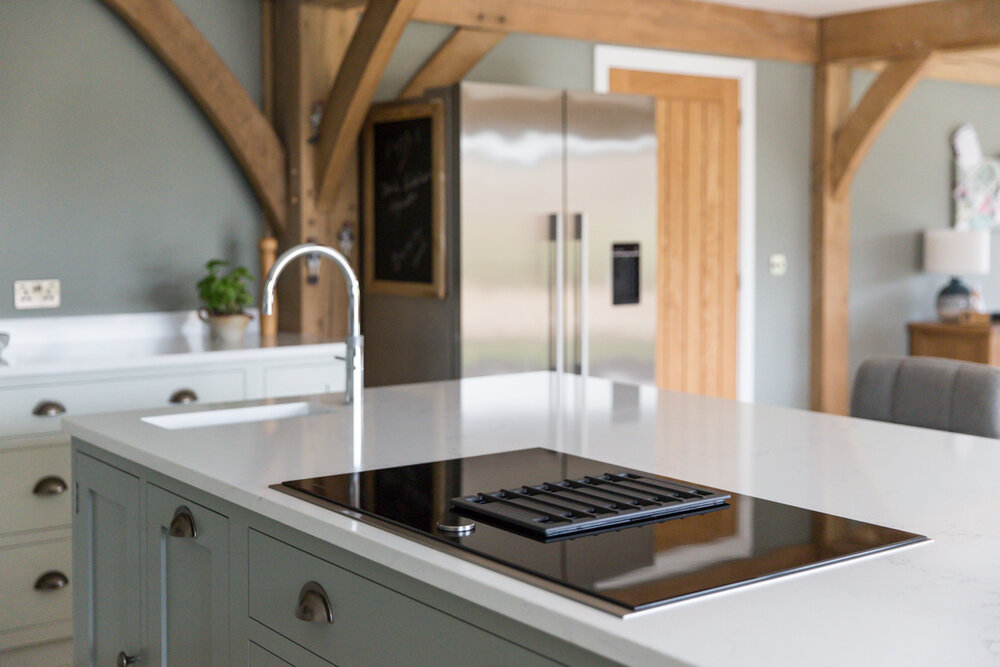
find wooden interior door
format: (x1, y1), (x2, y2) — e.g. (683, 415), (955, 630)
(609, 69), (740, 399)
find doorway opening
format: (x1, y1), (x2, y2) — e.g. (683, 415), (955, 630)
(594, 46), (756, 402)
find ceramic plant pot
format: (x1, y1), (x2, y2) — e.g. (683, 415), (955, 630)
(198, 309), (252, 345)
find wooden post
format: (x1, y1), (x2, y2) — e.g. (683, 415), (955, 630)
(810, 57), (931, 414)
(810, 63), (851, 415)
(258, 236), (279, 339)
(270, 1), (361, 339)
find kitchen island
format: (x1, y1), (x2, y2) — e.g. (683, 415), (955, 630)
(64, 372), (1000, 666)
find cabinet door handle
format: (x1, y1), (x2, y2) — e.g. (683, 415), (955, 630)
(117, 651), (140, 667)
(32, 400), (66, 417)
(295, 581), (334, 624)
(168, 506), (198, 539)
(33, 475), (68, 496)
(33, 570), (69, 591)
(169, 388), (198, 404)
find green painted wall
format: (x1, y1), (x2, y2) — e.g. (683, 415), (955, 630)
(0, 0), (262, 319)
(850, 72), (1000, 383)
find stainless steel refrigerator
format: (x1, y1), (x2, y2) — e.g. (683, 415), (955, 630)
(364, 82), (657, 387)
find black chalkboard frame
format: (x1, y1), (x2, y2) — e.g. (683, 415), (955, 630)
(362, 100), (446, 299)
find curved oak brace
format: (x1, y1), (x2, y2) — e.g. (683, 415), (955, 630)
(314, 0), (418, 210)
(398, 27), (505, 99)
(830, 53), (931, 199)
(99, 0), (287, 237)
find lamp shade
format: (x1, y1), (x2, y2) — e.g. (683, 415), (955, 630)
(923, 228), (990, 275)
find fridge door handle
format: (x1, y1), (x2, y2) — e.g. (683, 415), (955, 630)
(573, 213), (589, 377)
(549, 213), (564, 373)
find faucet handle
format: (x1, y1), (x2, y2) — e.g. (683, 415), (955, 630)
(0, 333), (9, 350)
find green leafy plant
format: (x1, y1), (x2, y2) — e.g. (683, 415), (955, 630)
(197, 260), (253, 316)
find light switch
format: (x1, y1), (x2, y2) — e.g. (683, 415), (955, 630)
(769, 254), (788, 277)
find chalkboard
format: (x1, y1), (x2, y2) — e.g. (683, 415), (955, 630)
(363, 100), (446, 299)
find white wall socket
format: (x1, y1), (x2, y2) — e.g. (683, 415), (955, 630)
(14, 279), (61, 310)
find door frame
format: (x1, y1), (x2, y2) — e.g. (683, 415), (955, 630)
(594, 45), (756, 403)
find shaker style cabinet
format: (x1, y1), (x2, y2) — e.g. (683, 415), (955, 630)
(71, 445), (581, 667)
(72, 454), (143, 667)
(73, 454), (230, 667)
(146, 485), (229, 666)
(0, 346), (344, 661)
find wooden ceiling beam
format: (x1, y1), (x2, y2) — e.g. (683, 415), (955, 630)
(314, 0), (418, 210)
(398, 27), (505, 99)
(830, 53), (932, 198)
(99, 0), (287, 237)
(822, 0), (1000, 63)
(409, 0), (818, 63)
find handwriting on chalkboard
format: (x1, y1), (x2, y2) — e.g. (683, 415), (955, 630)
(364, 101), (445, 298)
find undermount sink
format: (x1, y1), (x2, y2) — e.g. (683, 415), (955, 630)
(142, 401), (331, 430)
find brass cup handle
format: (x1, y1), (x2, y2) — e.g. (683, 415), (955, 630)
(32, 400), (66, 417)
(33, 570), (69, 591)
(295, 581), (334, 624)
(169, 388), (198, 404)
(168, 506), (198, 539)
(117, 651), (140, 667)
(33, 475), (68, 496)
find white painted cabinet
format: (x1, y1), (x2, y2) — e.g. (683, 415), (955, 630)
(0, 343), (344, 658)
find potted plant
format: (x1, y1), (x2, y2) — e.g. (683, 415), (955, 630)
(197, 259), (254, 344)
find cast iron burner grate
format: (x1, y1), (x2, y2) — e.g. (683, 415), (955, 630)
(450, 472), (730, 538)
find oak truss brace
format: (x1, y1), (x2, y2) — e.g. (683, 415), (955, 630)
(99, 0), (288, 237)
(398, 27), (506, 99)
(314, 0), (419, 209)
(830, 54), (932, 199)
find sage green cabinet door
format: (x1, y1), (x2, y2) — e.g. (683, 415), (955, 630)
(72, 453), (142, 667)
(249, 642), (293, 667)
(146, 485), (229, 667)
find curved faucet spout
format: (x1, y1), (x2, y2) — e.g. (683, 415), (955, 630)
(261, 243), (363, 404)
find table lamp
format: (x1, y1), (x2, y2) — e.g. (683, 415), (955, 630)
(923, 228), (991, 322)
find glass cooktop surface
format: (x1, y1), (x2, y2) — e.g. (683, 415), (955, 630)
(273, 448), (926, 615)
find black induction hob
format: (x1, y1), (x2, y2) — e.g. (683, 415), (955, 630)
(272, 448), (927, 616)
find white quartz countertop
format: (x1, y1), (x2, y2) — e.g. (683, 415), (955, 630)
(0, 310), (344, 378)
(63, 372), (1000, 666)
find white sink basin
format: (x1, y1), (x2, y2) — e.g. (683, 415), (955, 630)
(142, 401), (331, 430)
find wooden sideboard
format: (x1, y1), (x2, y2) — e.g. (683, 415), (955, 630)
(907, 321), (1000, 366)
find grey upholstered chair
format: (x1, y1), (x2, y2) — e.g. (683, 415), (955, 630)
(851, 356), (1000, 438)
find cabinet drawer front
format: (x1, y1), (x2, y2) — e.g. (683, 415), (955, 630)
(0, 369), (246, 437)
(248, 531), (558, 667)
(0, 539), (72, 635)
(264, 361), (344, 398)
(0, 444), (71, 536)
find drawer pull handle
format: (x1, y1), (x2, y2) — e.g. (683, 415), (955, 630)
(169, 389), (198, 404)
(32, 401), (66, 417)
(34, 570), (69, 591)
(168, 506), (198, 539)
(117, 651), (140, 667)
(295, 581), (334, 624)
(33, 475), (68, 496)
